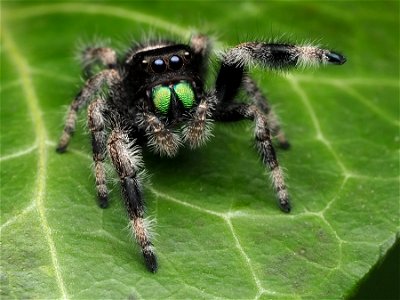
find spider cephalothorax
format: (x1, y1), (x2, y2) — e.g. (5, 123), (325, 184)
(56, 34), (346, 272)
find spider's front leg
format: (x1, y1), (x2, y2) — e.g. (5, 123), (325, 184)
(107, 128), (157, 272)
(216, 42), (346, 103)
(56, 69), (120, 152)
(214, 104), (291, 212)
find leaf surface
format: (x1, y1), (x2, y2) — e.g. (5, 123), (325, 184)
(1, 2), (399, 299)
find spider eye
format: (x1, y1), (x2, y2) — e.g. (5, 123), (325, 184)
(152, 86), (171, 114)
(141, 59), (149, 68)
(169, 55), (183, 70)
(184, 51), (191, 60)
(174, 82), (195, 109)
(151, 58), (166, 73)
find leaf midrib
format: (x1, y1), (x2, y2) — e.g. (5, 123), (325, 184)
(2, 27), (68, 299)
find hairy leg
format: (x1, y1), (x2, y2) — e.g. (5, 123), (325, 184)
(56, 69), (120, 152)
(108, 128), (157, 272)
(81, 46), (118, 78)
(242, 76), (290, 149)
(190, 34), (211, 79)
(215, 42), (346, 103)
(214, 103), (291, 212)
(87, 98), (109, 208)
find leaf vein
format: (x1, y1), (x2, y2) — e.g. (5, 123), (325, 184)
(2, 27), (69, 300)
(0, 143), (38, 162)
(0, 202), (36, 230)
(287, 75), (348, 175)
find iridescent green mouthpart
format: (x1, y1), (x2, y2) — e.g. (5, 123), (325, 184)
(152, 86), (171, 114)
(151, 82), (195, 114)
(173, 82), (195, 109)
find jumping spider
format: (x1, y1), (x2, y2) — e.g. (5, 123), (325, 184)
(56, 34), (346, 272)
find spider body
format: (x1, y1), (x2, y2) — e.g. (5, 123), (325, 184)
(56, 34), (345, 272)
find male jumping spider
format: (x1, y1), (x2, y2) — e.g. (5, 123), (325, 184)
(56, 34), (346, 272)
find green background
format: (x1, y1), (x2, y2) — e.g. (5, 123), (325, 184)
(1, 1), (399, 299)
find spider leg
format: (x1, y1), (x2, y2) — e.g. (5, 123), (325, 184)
(56, 69), (120, 153)
(138, 111), (181, 157)
(214, 103), (291, 212)
(190, 34), (210, 57)
(81, 46), (117, 78)
(242, 76), (290, 149)
(107, 128), (157, 272)
(190, 34), (211, 78)
(87, 98), (109, 208)
(182, 92), (217, 148)
(215, 42), (346, 103)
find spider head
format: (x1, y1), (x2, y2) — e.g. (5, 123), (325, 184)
(126, 43), (203, 122)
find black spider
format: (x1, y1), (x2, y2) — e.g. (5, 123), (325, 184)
(56, 34), (346, 272)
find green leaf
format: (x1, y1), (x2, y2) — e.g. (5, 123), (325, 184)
(1, 1), (399, 299)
